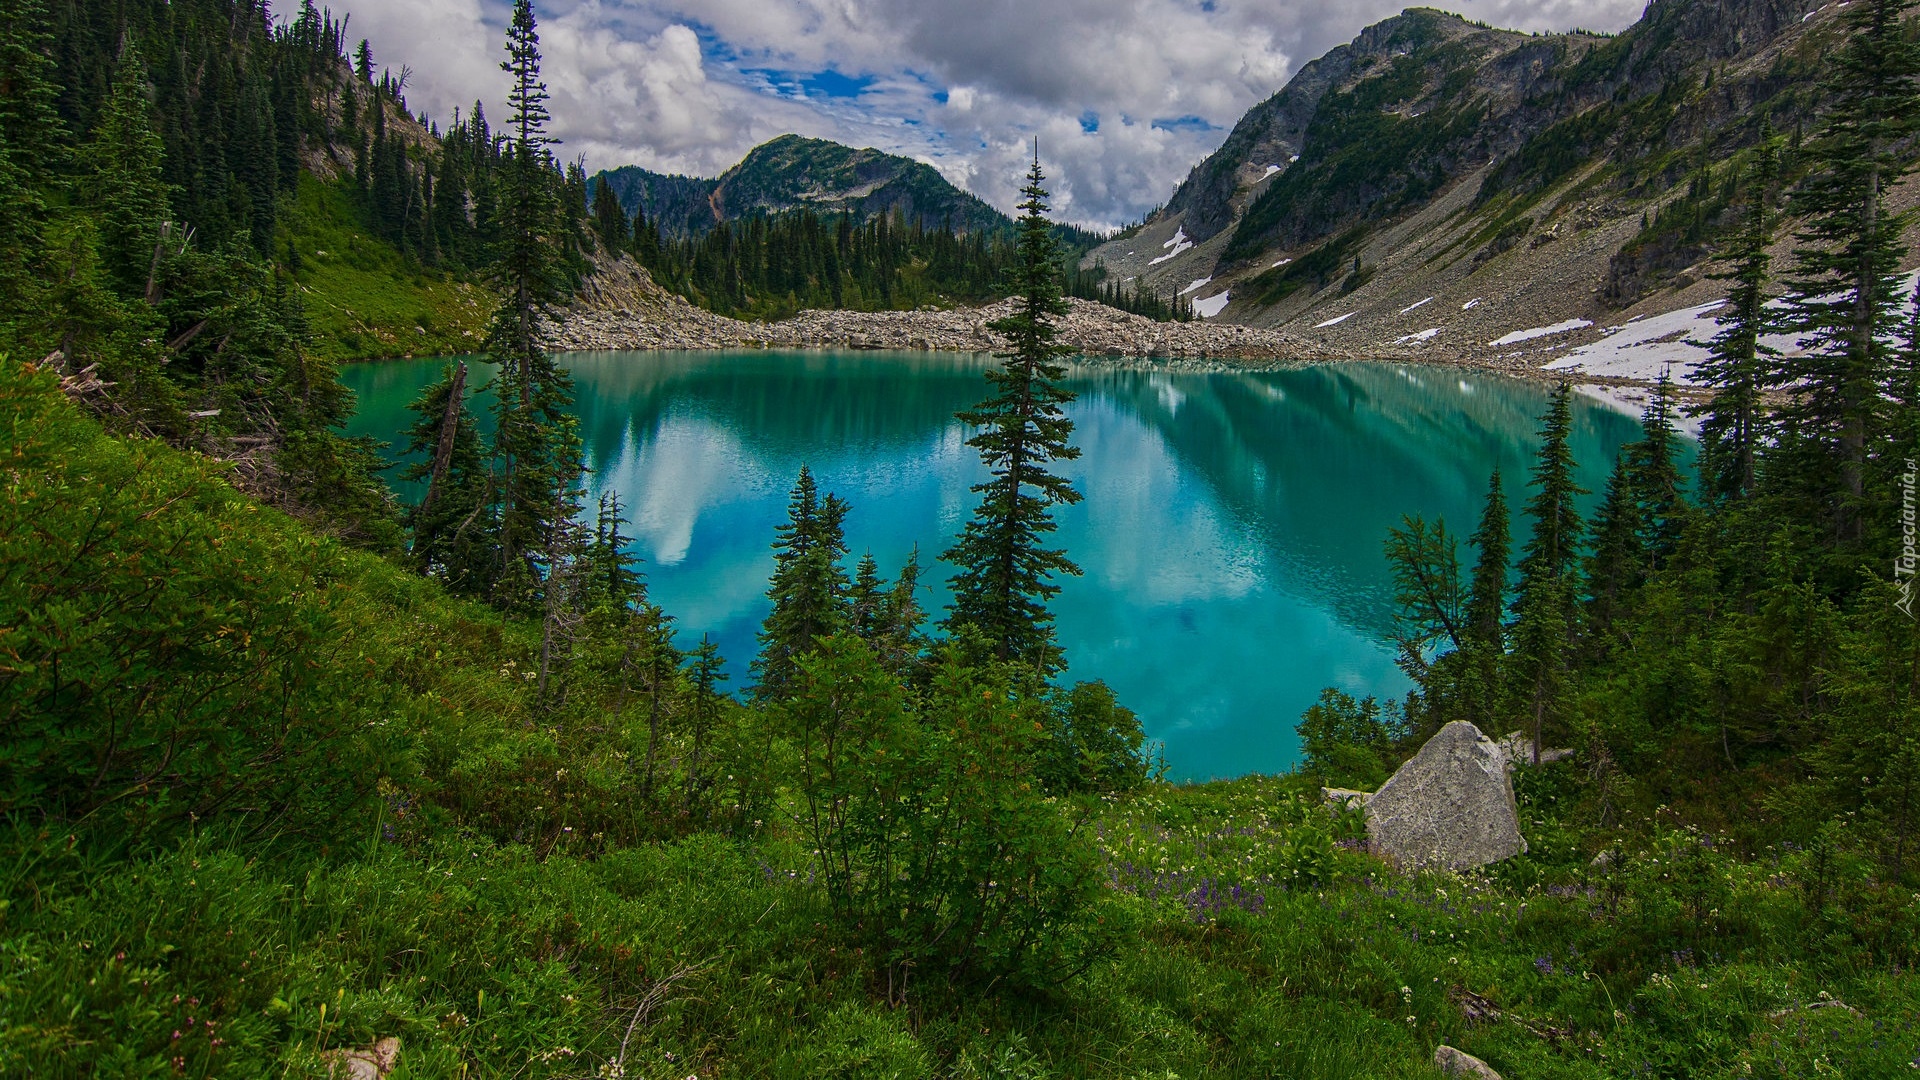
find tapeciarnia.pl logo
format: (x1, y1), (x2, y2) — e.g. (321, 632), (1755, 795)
(1899, 458), (1917, 619)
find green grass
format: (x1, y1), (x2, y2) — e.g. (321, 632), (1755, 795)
(281, 175), (495, 363)
(7, 773), (1917, 1077)
(3, 361), (1918, 1078)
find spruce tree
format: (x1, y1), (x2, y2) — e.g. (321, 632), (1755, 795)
(1693, 136), (1780, 503)
(1773, 0), (1920, 553)
(1510, 384), (1587, 762)
(486, 0), (578, 599)
(590, 178), (628, 253)
(1516, 383), (1587, 590)
(753, 466), (851, 701)
(849, 553), (888, 641)
(942, 148), (1082, 673)
(81, 42), (169, 301)
(0, 0), (63, 329)
(1454, 469), (1513, 724)
(1584, 454), (1642, 636)
(588, 490), (641, 607)
(1464, 469), (1511, 651)
(1626, 376), (1689, 572)
(682, 634), (728, 816)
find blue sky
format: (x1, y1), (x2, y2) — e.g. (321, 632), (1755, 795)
(340, 0), (1648, 229)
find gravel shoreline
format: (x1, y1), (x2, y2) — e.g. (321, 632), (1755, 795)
(543, 258), (1686, 388)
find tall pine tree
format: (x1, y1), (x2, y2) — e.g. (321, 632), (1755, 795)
(1693, 135), (1780, 504)
(1772, 0), (1920, 555)
(485, 0), (579, 600)
(1510, 384), (1586, 761)
(80, 41), (168, 301)
(942, 148), (1082, 673)
(753, 466), (851, 701)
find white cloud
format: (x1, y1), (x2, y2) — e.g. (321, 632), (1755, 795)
(338, 0), (1650, 227)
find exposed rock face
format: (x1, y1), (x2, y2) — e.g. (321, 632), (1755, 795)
(1365, 721), (1526, 871)
(1434, 1044), (1503, 1079)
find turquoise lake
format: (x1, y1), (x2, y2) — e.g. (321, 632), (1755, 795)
(341, 351), (1649, 782)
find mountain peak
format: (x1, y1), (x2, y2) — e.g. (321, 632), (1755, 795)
(594, 135), (1008, 237)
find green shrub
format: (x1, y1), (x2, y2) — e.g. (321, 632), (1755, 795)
(1040, 679), (1154, 794)
(0, 358), (397, 837)
(776, 636), (1107, 987)
(1296, 688), (1409, 789)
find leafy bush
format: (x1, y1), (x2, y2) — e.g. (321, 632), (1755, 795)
(0, 358), (397, 838)
(1040, 679), (1154, 794)
(1296, 688), (1410, 789)
(777, 636), (1108, 986)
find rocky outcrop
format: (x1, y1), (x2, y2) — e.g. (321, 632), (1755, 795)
(552, 257), (1350, 363)
(322, 1037), (400, 1080)
(1494, 730), (1574, 768)
(1363, 721), (1527, 871)
(1434, 1045), (1503, 1080)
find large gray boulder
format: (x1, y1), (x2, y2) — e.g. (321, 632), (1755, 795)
(1365, 721), (1526, 871)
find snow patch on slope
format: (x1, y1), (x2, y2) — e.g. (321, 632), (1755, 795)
(1193, 292), (1231, 318)
(1149, 228), (1193, 265)
(1489, 319), (1592, 346)
(1178, 277), (1213, 296)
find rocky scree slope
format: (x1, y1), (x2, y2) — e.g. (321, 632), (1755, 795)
(553, 256), (1347, 364)
(1086, 0), (1920, 380)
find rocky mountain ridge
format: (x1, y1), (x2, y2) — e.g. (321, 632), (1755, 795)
(1080, 0), (1920, 384)
(591, 135), (1011, 238)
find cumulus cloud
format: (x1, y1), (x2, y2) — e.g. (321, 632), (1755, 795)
(337, 0), (1649, 227)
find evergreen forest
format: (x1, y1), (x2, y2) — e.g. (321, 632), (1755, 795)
(0, 0), (1918, 1078)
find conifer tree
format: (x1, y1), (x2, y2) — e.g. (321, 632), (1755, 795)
(682, 634), (728, 815)
(849, 553), (888, 641)
(1464, 469), (1510, 651)
(588, 490), (641, 607)
(1626, 376), (1689, 572)
(81, 42), (169, 301)
(1516, 384), (1587, 591)
(1693, 135), (1779, 503)
(1454, 469), (1512, 723)
(1510, 384), (1586, 761)
(590, 179), (628, 253)
(486, 0), (578, 598)
(943, 148), (1082, 673)
(1584, 454), (1642, 636)
(753, 467), (851, 701)
(1773, 0), (1920, 552)
(0, 0), (63, 326)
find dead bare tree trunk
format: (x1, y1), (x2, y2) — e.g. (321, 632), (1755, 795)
(418, 360), (468, 521)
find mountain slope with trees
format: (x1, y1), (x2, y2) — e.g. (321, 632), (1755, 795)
(592, 134), (1013, 238)
(1087, 0), (1920, 357)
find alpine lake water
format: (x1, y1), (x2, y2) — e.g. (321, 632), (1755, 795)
(342, 350), (1658, 782)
